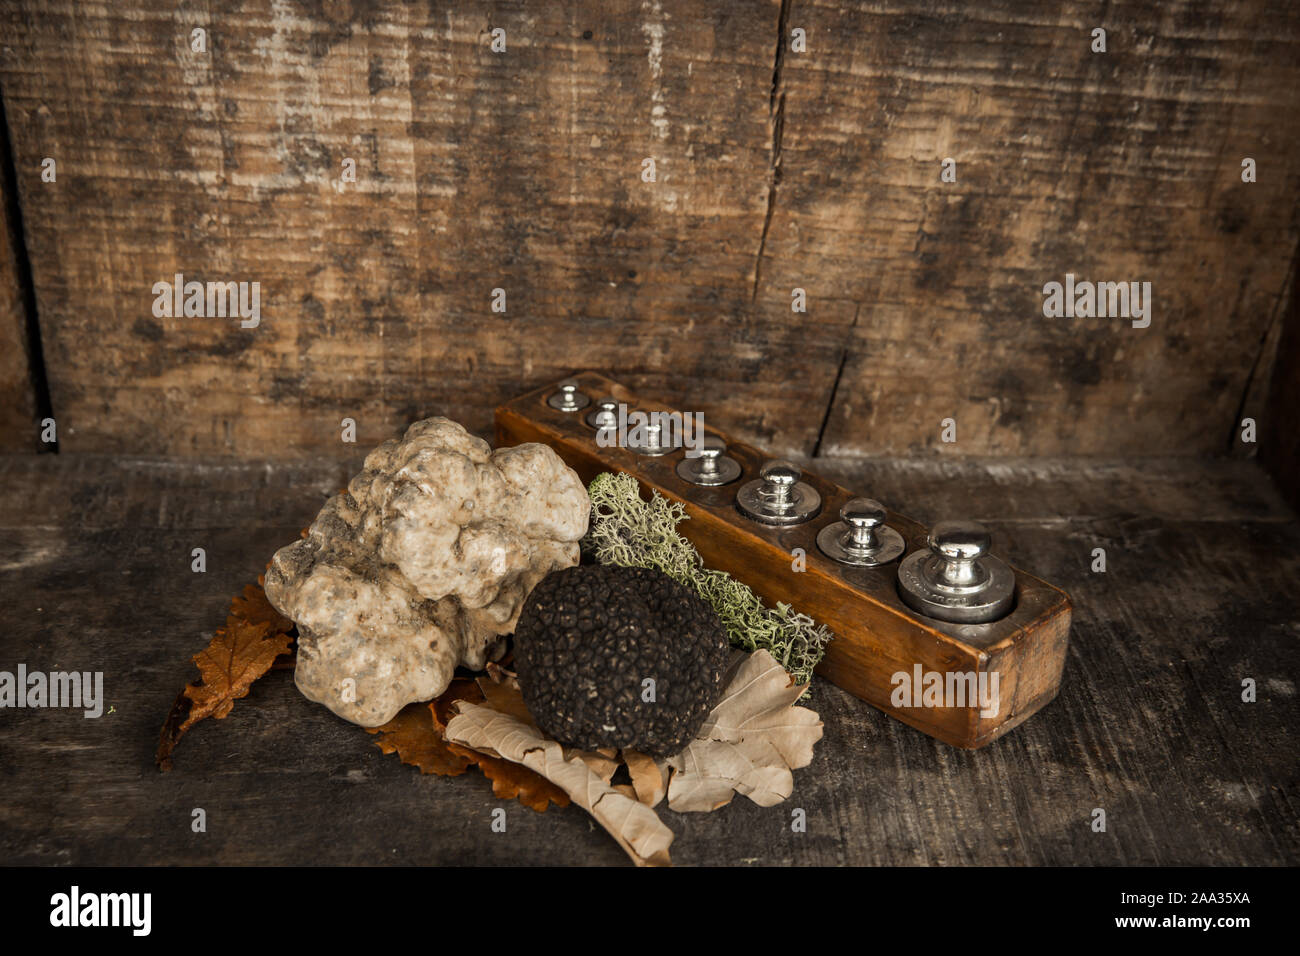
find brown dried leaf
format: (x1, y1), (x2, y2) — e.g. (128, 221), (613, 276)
(231, 577), (293, 633)
(473, 674), (534, 725)
(155, 583), (296, 770)
(623, 750), (669, 808)
(430, 677), (487, 730)
(447, 742), (571, 813)
(188, 619), (292, 721)
(664, 649), (823, 812)
(446, 702), (673, 866)
(367, 702), (472, 777)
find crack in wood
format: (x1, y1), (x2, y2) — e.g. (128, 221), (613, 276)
(1229, 244), (1298, 454)
(812, 304), (859, 457)
(0, 92), (54, 452)
(812, 348), (848, 458)
(752, 0), (792, 303)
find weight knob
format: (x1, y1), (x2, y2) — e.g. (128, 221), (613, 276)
(629, 418), (675, 456)
(897, 520), (1015, 624)
(547, 379), (590, 412)
(737, 459), (821, 525)
(585, 397), (620, 430)
(676, 435), (741, 486)
(817, 498), (904, 566)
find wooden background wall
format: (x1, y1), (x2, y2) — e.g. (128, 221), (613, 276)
(0, 0), (1297, 461)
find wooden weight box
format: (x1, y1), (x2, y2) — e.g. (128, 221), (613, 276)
(495, 372), (1072, 748)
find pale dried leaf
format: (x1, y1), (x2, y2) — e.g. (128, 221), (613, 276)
(666, 736), (792, 809)
(427, 679), (569, 812)
(700, 651), (823, 767)
(571, 748), (620, 784)
(446, 702), (673, 867)
(665, 649), (823, 812)
(469, 678), (622, 784)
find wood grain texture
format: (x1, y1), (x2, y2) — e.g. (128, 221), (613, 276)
(0, 1), (1298, 459)
(0, 452), (1295, 865)
(774, 1), (1300, 457)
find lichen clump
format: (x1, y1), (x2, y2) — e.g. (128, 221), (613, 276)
(583, 471), (832, 688)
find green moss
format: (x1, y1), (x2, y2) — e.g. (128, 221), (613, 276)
(583, 471), (832, 689)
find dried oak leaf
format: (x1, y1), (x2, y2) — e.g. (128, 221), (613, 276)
(423, 676), (570, 813)
(623, 750), (669, 808)
(473, 674), (535, 725)
(664, 649), (823, 812)
(574, 749), (621, 785)
(232, 581), (299, 670)
(368, 701), (472, 777)
(456, 744), (572, 813)
(445, 701), (673, 866)
(155, 580), (296, 770)
(430, 676), (487, 729)
(231, 580), (293, 633)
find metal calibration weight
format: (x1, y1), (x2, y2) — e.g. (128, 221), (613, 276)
(629, 419), (675, 456)
(547, 379), (590, 412)
(817, 498), (905, 566)
(676, 435), (741, 486)
(897, 520), (1015, 624)
(737, 460), (822, 525)
(585, 397), (619, 429)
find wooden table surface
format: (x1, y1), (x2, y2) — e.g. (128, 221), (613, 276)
(1, 453), (1296, 866)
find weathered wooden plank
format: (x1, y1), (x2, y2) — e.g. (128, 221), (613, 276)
(764, 0), (1300, 456)
(1, 1), (1298, 458)
(0, 453), (1295, 865)
(0, 1), (840, 456)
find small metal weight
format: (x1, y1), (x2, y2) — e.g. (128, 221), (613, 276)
(585, 397), (620, 430)
(547, 379), (590, 412)
(629, 419), (675, 456)
(897, 520), (1015, 624)
(817, 498), (904, 566)
(737, 459), (821, 525)
(676, 435), (741, 486)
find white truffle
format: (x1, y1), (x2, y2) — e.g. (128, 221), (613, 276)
(265, 417), (589, 726)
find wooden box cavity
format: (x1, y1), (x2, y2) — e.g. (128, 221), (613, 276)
(495, 372), (1071, 749)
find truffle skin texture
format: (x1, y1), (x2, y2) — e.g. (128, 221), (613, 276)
(264, 417), (589, 727)
(514, 564), (730, 758)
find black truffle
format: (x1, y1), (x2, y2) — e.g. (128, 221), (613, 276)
(513, 564), (731, 757)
